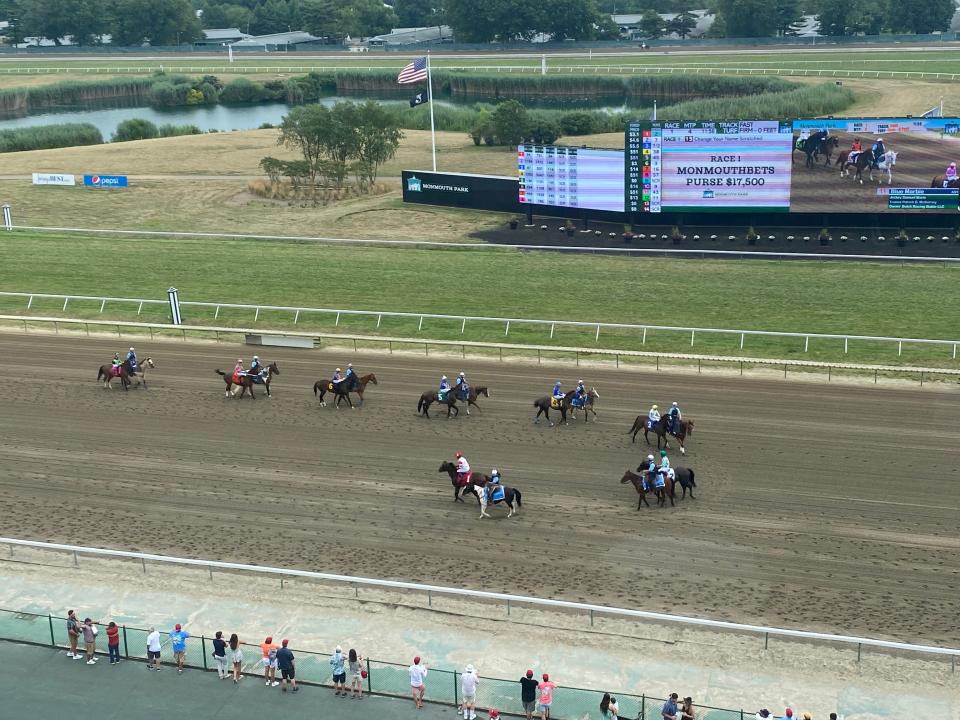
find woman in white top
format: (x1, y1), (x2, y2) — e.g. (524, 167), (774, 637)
(409, 656), (428, 708)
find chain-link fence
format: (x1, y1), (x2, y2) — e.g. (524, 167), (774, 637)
(0, 607), (781, 720)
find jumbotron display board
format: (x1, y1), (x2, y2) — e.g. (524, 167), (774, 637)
(610, 117), (960, 214)
(518, 144), (624, 212)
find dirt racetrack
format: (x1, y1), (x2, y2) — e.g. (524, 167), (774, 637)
(1, 333), (958, 646)
(791, 131), (960, 214)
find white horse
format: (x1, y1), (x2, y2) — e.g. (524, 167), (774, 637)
(474, 484), (522, 519)
(840, 149), (897, 185)
(873, 150), (898, 184)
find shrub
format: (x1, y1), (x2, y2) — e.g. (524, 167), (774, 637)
(185, 89), (205, 105)
(149, 81), (182, 108)
(527, 115), (562, 144)
(219, 77), (266, 103)
(491, 100), (529, 147)
(158, 124), (202, 138)
(559, 111), (596, 136)
(259, 122), (276, 130)
(195, 82), (219, 104)
(0, 122), (103, 152)
(112, 118), (158, 142)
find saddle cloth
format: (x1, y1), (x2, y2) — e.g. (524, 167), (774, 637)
(550, 397), (561, 409)
(489, 485), (505, 502)
(110, 366), (122, 377)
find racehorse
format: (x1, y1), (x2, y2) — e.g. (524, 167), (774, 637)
(313, 373), (378, 408)
(533, 389), (599, 426)
(125, 357), (155, 389)
(456, 385), (490, 416)
(439, 461), (492, 502)
(214, 361), (279, 399)
(568, 387), (600, 423)
(931, 175), (960, 189)
(840, 149), (897, 185)
(418, 390), (458, 418)
(472, 482), (522, 519)
(627, 415), (695, 454)
(620, 469), (674, 508)
(97, 362), (131, 390)
(637, 463), (697, 500)
(795, 132), (839, 169)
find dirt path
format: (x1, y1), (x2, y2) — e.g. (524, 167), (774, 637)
(1, 333), (958, 645)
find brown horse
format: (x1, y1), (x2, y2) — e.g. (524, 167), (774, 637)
(568, 387), (600, 423)
(419, 390), (458, 419)
(215, 362), (279, 399)
(459, 385), (490, 415)
(932, 175), (960, 189)
(313, 373), (378, 408)
(97, 362), (131, 391)
(439, 461), (491, 502)
(533, 389), (599, 426)
(627, 415), (694, 455)
(620, 469), (674, 509)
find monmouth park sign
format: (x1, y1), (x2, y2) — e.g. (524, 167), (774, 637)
(83, 175), (129, 188)
(402, 170), (520, 213)
(32, 173), (75, 186)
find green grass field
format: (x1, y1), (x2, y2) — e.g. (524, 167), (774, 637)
(1, 231), (958, 367)
(2, 48), (960, 78)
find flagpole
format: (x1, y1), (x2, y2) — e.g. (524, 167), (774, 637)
(427, 52), (437, 171)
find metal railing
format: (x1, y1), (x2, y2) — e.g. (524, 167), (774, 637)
(3, 538), (958, 669)
(0, 607), (744, 720)
(2, 290), (959, 361)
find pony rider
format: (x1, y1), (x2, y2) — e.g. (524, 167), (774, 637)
(486, 468), (503, 503)
(944, 162), (958, 187)
(574, 379), (586, 407)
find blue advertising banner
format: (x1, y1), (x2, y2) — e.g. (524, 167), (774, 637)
(83, 175), (129, 188)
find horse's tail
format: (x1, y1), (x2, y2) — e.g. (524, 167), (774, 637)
(96, 367), (104, 381)
(689, 468), (696, 487)
(313, 382), (321, 397)
(627, 416), (642, 435)
(533, 399), (541, 408)
(933, 176), (942, 188)
(514, 488), (522, 507)
(417, 395), (425, 413)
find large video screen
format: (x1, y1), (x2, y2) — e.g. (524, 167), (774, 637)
(624, 118), (960, 214)
(518, 144), (624, 212)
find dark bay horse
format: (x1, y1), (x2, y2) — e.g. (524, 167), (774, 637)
(439, 461), (492, 502)
(456, 385), (490, 415)
(419, 390), (458, 418)
(534, 389), (599, 427)
(620, 469), (674, 508)
(314, 373), (378, 408)
(841, 149), (896, 185)
(627, 415), (694, 455)
(637, 464), (697, 500)
(795, 132), (839, 169)
(932, 175), (960, 189)
(215, 362), (279, 399)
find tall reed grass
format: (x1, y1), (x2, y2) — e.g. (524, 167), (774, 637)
(0, 123), (103, 152)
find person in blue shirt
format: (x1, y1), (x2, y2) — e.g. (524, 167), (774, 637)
(662, 692), (679, 720)
(125, 347), (138, 373)
(647, 404), (661, 430)
(332, 367), (345, 391)
(249, 355), (263, 383)
(439, 375), (451, 400)
(454, 371), (469, 400)
(551, 381), (564, 406)
(170, 623), (190, 673)
(642, 454), (657, 492)
(871, 137), (886, 169)
(344, 363), (356, 391)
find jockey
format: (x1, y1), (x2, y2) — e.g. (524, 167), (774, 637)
(112, 353), (122, 374)
(851, 137), (862, 154)
(642, 454), (657, 491)
(944, 162), (958, 187)
(233, 358), (244, 383)
(489, 468), (501, 486)
(575, 378), (586, 398)
(797, 128), (810, 148)
(552, 381), (564, 400)
(871, 137), (886, 169)
(439, 375), (451, 400)
(668, 401), (682, 433)
(250, 355), (262, 376)
(454, 451), (470, 483)
(455, 371), (469, 399)
(648, 404), (660, 424)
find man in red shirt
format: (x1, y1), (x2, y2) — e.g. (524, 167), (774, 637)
(106, 622), (121, 665)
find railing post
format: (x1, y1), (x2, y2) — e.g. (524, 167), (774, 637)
(73, 550), (78, 567)
(214, 306), (220, 320)
(857, 642), (862, 663)
(366, 657), (373, 694)
(461, 318), (466, 334)
(48, 614), (55, 646)
(740, 333), (744, 349)
(505, 320), (510, 336)
(507, 599), (511, 616)
(642, 328), (647, 344)
(122, 626), (129, 658)
(550, 322), (555, 338)
(804, 336), (809, 352)
(690, 329), (695, 346)
(427, 590), (432, 607)
(63, 298), (69, 311)
(764, 632), (768, 650)
(595, 324), (600, 341)
(254, 307), (260, 322)
(377, 314), (382, 328)
(454, 670), (460, 708)
(141, 558), (146, 573)
(137, 301), (143, 315)
(294, 310), (300, 323)
(898, 341), (902, 356)
(202, 636), (208, 670)
(844, 337), (848, 353)
(27, 295), (33, 309)
(418, 316), (423, 331)
(100, 300), (105, 313)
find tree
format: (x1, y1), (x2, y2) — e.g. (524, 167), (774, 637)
(715, 0), (777, 37)
(112, 118), (159, 141)
(278, 104), (333, 183)
(772, 0), (802, 36)
(198, 2), (253, 31)
(251, 0), (301, 35)
(540, 0), (604, 40)
(441, 0), (541, 42)
(638, 9), (664, 39)
(350, 100), (403, 189)
(337, 0), (397, 38)
(666, 10), (697, 38)
(887, 0), (953, 33)
(300, 0), (340, 39)
(394, 0), (437, 28)
(109, 0), (201, 46)
(490, 100), (529, 147)
(19, 0), (107, 45)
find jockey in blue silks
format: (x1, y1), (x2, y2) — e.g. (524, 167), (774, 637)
(871, 137), (886, 169)
(126, 347), (138, 372)
(488, 468), (503, 502)
(552, 381), (564, 404)
(249, 355), (262, 382)
(455, 371), (469, 400)
(439, 375), (451, 401)
(647, 404), (660, 430)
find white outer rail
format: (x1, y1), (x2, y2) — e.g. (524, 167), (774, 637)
(2, 315), (959, 381)
(2, 537), (958, 661)
(2, 290), (959, 360)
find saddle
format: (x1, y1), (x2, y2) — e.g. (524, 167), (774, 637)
(110, 366), (122, 377)
(456, 471), (472, 487)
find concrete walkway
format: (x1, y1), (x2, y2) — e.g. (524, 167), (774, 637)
(1, 640), (453, 720)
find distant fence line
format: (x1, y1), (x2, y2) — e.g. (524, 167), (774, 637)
(1, 290), (959, 361)
(1, 315), (958, 386)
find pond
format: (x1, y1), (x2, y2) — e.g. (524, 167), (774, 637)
(0, 95), (632, 140)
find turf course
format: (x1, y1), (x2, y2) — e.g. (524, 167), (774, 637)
(1, 231), (958, 367)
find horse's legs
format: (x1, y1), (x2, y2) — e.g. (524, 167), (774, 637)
(679, 438), (686, 456)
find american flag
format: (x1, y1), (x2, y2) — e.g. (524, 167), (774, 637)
(397, 56), (428, 84)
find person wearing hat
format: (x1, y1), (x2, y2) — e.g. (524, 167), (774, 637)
(332, 367), (346, 392)
(551, 380), (565, 407)
(344, 362), (356, 391)
(871, 137), (886, 169)
(126, 347), (139, 374)
(455, 371), (470, 400)
(667, 401), (682, 434)
(409, 656), (428, 708)
(277, 639), (298, 692)
(647, 403), (661, 428)
(249, 354), (263, 383)
(755, 710), (771, 720)
(537, 673), (557, 720)
(642, 454), (657, 492)
(330, 644), (347, 696)
(573, 378), (586, 408)
(519, 669), (538, 720)
(455, 451), (471, 484)
(439, 375), (452, 401)
(944, 162), (958, 188)
(170, 623), (190, 673)
(461, 663), (479, 719)
(232, 357), (244, 384)
(658, 449), (674, 485)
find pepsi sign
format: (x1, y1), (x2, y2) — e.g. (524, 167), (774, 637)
(83, 174), (128, 188)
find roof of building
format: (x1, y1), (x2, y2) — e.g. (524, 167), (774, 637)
(367, 25), (452, 44)
(202, 28), (251, 41)
(231, 31), (321, 47)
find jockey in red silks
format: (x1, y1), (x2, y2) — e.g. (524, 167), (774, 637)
(454, 451), (470, 485)
(232, 358), (244, 384)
